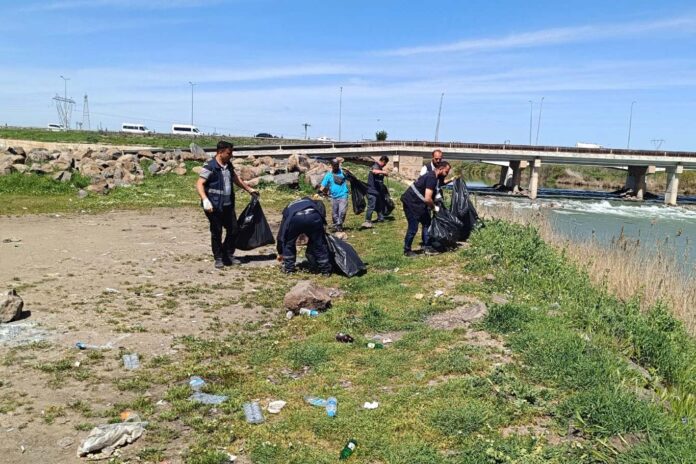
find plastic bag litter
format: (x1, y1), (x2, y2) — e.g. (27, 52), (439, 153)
(347, 172), (368, 214)
(235, 195), (275, 250)
(77, 421), (147, 459)
(449, 178), (480, 241)
(326, 234), (366, 277)
(428, 205), (464, 251)
(381, 184), (395, 216)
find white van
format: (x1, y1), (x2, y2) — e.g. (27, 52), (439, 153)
(121, 123), (152, 134)
(171, 124), (200, 136)
(47, 123), (65, 131)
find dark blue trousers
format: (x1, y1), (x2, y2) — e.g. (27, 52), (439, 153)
(282, 211), (331, 273)
(403, 204), (431, 252)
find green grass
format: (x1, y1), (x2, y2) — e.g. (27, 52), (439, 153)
(4, 163), (696, 462)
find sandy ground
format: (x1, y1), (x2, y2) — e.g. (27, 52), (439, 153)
(0, 208), (280, 463)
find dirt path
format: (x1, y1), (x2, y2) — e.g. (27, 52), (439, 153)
(0, 208), (280, 463)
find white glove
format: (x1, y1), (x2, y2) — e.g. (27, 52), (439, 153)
(202, 198), (213, 212)
(434, 206), (440, 213)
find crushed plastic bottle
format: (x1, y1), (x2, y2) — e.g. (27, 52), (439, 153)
(304, 396), (328, 407)
(326, 397), (338, 417)
(243, 402), (265, 424)
(366, 342), (384, 349)
(189, 376), (206, 391)
(339, 439), (357, 460)
(335, 333), (354, 343)
(299, 308), (319, 317)
(122, 353), (140, 369)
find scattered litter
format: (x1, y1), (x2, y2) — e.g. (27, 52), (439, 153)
(363, 401), (379, 410)
(339, 439), (357, 460)
(326, 397), (338, 417)
(104, 288), (120, 294)
(189, 376), (206, 391)
(119, 410), (140, 422)
(267, 400), (287, 414)
(154, 293), (165, 297)
(75, 341), (111, 350)
(122, 353), (140, 369)
(366, 342), (384, 349)
(74, 361), (81, 368)
(2, 238), (21, 243)
(77, 420), (147, 459)
(335, 333), (354, 343)
(382, 338), (393, 344)
(286, 310), (294, 320)
(227, 453), (238, 462)
(156, 400), (168, 406)
(414, 293), (424, 300)
(190, 392), (229, 405)
(299, 308), (319, 317)
(304, 396), (327, 407)
(434, 290), (445, 298)
(243, 402), (265, 424)
(20, 445), (25, 453)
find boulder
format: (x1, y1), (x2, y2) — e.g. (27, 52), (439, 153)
(1, 289), (24, 323)
(307, 171), (328, 189)
(51, 153), (75, 171)
(273, 172), (300, 187)
(148, 162), (161, 175)
(189, 143), (207, 161)
(77, 189), (88, 198)
(87, 180), (110, 195)
(237, 165), (257, 181)
(73, 148), (93, 161)
(258, 174), (275, 184)
(173, 164), (187, 176)
(53, 171), (72, 183)
(287, 154), (311, 173)
(11, 164), (28, 174)
(79, 161), (103, 179)
(7, 146), (26, 158)
(283, 280), (337, 311)
(137, 150), (155, 159)
(192, 166), (203, 175)
(26, 149), (49, 163)
(29, 164), (50, 175)
(253, 156), (276, 167)
(173, 149), (184, 161)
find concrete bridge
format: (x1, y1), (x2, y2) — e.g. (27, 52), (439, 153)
(232, 141), (696, 205)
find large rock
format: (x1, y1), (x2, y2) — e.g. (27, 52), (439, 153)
(237, 165), (257, 181)
(148, 162), (161, 175)
(51, 153), (75, 171)
(173, 163), (187, 176)
(287, 154), (311, 173)
(192, 166), (203, 175)
(274, 172), (300, 187)
(73, 148), (93, 161)
(283, 280), (337, 311)
(29, 164), (50, 175)
(26, 149), (49, 163)
(79, 160), (103, 179)
(53, 171), (72, 183)
(253, 156), (276, 168)
(7, 146), (26, 158)
(1, 289), (24, 323)
(87, 180), (110, 195)
(11, 164), (28, 174)
(307, 169), (328, 189)
(137, 150), (154, 159)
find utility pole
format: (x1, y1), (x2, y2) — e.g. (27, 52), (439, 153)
(338, 86), (343, 142)
(651, 139), (665, 150)
(82, 94), (90, 130)
(189, 81), (197, 126)
(535, 96), (544, 145)
(528, 100), (533, 145)
(434, 92), (444, 142)
(54, 75), (75, 130)
(627, 101), (636, 149)
(303, 123), (311, 140)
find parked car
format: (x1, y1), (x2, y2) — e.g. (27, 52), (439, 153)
(47, 123), (65, 131)
(171, 124), (200, 135)
(255, 132), (274, 138)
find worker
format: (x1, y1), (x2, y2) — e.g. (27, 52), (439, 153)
(276, 197), (332, 275)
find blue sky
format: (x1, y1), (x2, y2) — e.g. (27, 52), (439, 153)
(1, 0), (696, 150)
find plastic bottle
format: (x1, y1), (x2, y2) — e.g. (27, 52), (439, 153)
(304, 396), (327, 407)
(122, 353), (140, 369)
(339, 439), (357, 460)
(366, 342), (384, 349)
(243, 402), (265, 424)
(335, 333), (354, 343)
(326, 396), (338, 417)
(299, 308), (319, 317)
(189, 376), (206, 391)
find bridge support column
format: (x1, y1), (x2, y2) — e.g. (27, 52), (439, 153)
(508, 160), (528, 193)
(528, 158), (542, 200)
(664, 165), (683, 206)
(499, 165), (512, 187)
(625, 166), (648, 200)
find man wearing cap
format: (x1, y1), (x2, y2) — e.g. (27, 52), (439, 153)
(196, 140), (258, 269)
(321, 159), (350, 232)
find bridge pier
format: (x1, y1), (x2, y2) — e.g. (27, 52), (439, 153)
(624, 165), (655, 200)
(528, 158), (542, 200)
(664, 165), (683, 206)
(498, 165), (512, 187)
(508, 160), (528, 193)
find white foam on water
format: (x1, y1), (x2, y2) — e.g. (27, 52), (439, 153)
(549, 200), (696, 221)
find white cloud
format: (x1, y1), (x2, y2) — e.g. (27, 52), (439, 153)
(381, 16), (696, 56)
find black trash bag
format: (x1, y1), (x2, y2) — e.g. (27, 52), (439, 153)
(326, 234), (366, 277)
(450, 178), (480, 242)
(235, 196), (275, 250)
(381, 183), (395, 216)
(347, 172), (368, 215)
(428, 205), (464, 252)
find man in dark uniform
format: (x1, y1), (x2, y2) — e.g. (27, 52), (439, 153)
(362, 155), (389, 228)
(196, 141), (258, 269)
(276, 197), (332, 276)
(400, 161), (451, 257)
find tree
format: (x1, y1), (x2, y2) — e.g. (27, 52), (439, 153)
(375, 130), (388, 141)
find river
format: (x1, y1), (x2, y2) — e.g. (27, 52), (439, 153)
(465, 182), (696, 276)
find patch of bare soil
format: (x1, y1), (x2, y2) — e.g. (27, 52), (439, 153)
(0, 208), (281, 463)
(426, 301), (488, 330)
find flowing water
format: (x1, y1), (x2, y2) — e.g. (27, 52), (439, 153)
(465, 182), (696, 276)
